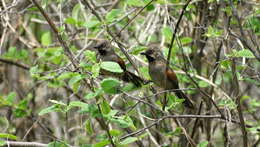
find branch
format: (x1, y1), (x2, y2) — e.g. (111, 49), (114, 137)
(229, 0), (260, 61)
(0, 58), (30, 70)
(120, 114), (222, 140)
(30, 0), (78, 68)
(82, 0), (140, 75)
(5, 140), (77, 147)
(5, 141), (48, 147)
(231, 58), (248, 147)
(166, 0), (192, 66)
(118, 0), (155, 35)
(229, 1), (249, 146)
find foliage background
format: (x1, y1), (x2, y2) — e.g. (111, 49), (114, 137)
(0, 0), (260, 146)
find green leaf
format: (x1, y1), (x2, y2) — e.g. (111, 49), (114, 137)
(68, 74), (84, 93)
(122, 83), (137, 92)
(83, 20), (100, 28)
(57, 72), (74, 80)
(6, 92), (16, 104)
(94, 140), (110, 147)
(101, 100), (111, 115)
(65, 17), (77, 25)
(0, 140), (6, 146)
(85, 119), (93, 135)
(218, 99), (237, 109)
(220, 60), (231, 69)
(2, 47), (29, 60)
(30, 65), (41, 78)
(198, 141), (209, 147)
(84, 50), (96, 62)
(39, 105), (57, 115)
(68, 101), (89, 111)
(14, 98), (29, 117)
(112, 116), (135, 129)
(180, 37), (193, 44)
(205, 26), (223, 38)
(161, 26), (173, 41)
(166, 127), (182, 136)
(105, 9), (122, 22)
(72, 3), (81, 21)
(0, 116), (9, 131)
(244, 77), (260, 86)
(131, 46), (147, 55)
(198, 80), (210, 88)
(85, 89), (102, 100)
(100, 61), (123, 73)
(41, 31), (52, 46)
(104, 110), (118, 119)
(109, 129), (122, 137)
(101, 78), (121, 94)
(121, 137), (138, 145)
(0, 133), (17, 140)
(249, 99), (260, 108)
(126, 0), (145, 6)
(84, 89), (103, 100)
(227, 49), (255, 58)
(91, 63), (100, 78)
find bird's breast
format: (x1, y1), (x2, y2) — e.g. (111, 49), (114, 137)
(149, 63), (167, 88)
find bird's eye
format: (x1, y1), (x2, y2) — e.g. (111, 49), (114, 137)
(99, 43), (106, 48)
(146, 49), (154, 55)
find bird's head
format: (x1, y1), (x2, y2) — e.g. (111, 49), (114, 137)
(94, 40), (114, 56)
(141, 45), (164, 62)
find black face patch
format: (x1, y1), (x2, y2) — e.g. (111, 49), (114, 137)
(98, 49), (106, 55)
(141, 49), (156, 62)
(145, 55), (155, 62)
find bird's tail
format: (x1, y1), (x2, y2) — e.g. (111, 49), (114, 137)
(123, 71), (144, 87)
(175, 90), (195, 109)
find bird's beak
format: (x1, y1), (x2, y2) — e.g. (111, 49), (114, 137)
(93, 45), (99, 49)
(140, 52), (147, 56)
(89, 44), (99, 51)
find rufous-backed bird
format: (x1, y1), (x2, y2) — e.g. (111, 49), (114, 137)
(141, 46), (194, 108)
(94, 40), (143, 87)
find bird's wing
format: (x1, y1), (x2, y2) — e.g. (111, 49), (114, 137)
(165, 68), (179, 88)
(116, 56), (126, 71)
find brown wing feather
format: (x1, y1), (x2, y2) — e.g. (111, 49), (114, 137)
(116, 56), (143, 87)
(116, 57), (126, 71)
(166, 68), (195, 109)
(165, 68), (179, 89)
(123, 71), (143, 87)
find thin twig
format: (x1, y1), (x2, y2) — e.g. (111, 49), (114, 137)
(82, 0), (140, 75)
(166, 0), (192, 66)
(122, 91), (165, 113)
(231, 58), (248, 147)
(191, 102), (203, 139)
(31, 0), (77, 68)
(120, 114), (222, 140)
(97, 104), (116, 147)
(118, 0), (155, 36)
(229, 0), (260, 61)
(6, 141), (48, 147)
(0, 58), (30, 70)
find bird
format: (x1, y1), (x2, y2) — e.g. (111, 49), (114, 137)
(141, 46), (195, 109)
(93, 40), (144, 87)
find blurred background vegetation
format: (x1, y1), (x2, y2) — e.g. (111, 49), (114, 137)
(0, 0), (260, 146)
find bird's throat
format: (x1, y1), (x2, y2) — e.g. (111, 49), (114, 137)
(146, 55), (155, 62)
